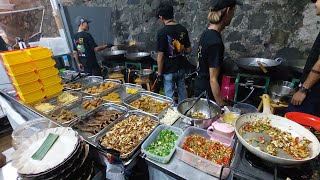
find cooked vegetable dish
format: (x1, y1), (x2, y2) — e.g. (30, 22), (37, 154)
(100, 115), (157, 156)
(130, 96), (169, 114)
(83, 82), (117, 95)
(65, 83), (82, 89)
(126, 88), (139, 94)
(82, 99), (104, 111)
(191, 112), (207, 119)
(75, 110), (123, 135)
(50, 109), (77, 123)
(182, 134), (232, 166)
(102, 92), (121, 104)
(57, 92), (79, 105)
(147, 129), (179, 157)
(239, 119), (312, 160)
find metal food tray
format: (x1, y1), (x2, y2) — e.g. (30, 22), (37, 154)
(71, 103), (128, 139)
(64, 76), (103, 91)
(123, 91), (173, 116)
(95, 110), (159, 160)
(32, 91), (82, 114)
(101, 85), (137, 103)
(81, 79), (121, 97)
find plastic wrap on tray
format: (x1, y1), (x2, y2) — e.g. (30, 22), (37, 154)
(176, 126), (235, 179)
(71, 103), (127, 138)
(96, 111), (159, 159)
(81, 79), (121, 97)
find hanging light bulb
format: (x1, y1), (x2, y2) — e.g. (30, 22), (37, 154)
(0, 0), (15, 10)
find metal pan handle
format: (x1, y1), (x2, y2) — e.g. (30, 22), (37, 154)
(274, 57), (284, 63)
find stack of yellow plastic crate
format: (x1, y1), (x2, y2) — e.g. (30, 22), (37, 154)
(25, 47), (63, 98)
(0, 47), (63, 104)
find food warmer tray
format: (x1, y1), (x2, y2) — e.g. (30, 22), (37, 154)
(31, 91), (82, 114)
(95, 110), (159, 160)
(48, 96), (104, 126)
(101, 85), (138, 103)
(123, 91), (173, 116)
(70, 103), (128, 139)
(81, 79), (121, 97)
(64, 76), (103, 91)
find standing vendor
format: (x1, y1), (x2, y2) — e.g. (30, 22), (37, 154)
(73, 16), (113, 76)
(194, 0), (241, 106)
(288, 0), (320, 117)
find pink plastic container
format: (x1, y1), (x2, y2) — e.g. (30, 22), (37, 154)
(221, 76), (236, 101)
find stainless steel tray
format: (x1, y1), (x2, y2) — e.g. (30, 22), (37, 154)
(81, 79), (121, 97)
(123, 91), (173, 116)
(95, 110), (159, 159)
(64, 76), (103, 91)
(101, 85), (137, 103)
(71, 103), (128, 139)
(32, 91), (82, 114)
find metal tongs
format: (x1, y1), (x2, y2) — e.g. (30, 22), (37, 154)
(183, 90), (211, 118)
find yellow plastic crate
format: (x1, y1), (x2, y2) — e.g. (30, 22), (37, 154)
(13, 81), (43, 94)
(0, 50), (31, 66)
(32, 58), (56, 70)
(9, 71), (39, 85)
(36, 67), (59, 79)
(24, 47), (53, 60)
(18, 90), (46, 104)
(40, 75), (62, 87)
(4, 62), (36, 76)
(43, 83), (63, 98)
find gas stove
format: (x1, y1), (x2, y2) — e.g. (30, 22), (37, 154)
(222, 142), (320, 180)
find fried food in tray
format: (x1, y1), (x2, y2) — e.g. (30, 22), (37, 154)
(50, 109), (77, 123)
(65, 83), (83, 89)
(83, 82), (117, 95)
(82, 99), (104, 111)
(34, 103), (57, 114)
(57, 92), (79, 105)
(74, 110), (123, 136)
(129, 96), (169, 114)
(102, 92), (121, 104)
(100, 115), (158, 156)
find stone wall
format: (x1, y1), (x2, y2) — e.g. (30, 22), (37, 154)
(3, 0), (319, 61)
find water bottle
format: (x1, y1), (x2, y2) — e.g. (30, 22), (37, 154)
(62, 55), (70, 68)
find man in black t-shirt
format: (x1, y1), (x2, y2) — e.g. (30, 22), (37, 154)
(156, 2), (191, 102)
(287, 0), (320, 117)
(73, 16), (113, 76)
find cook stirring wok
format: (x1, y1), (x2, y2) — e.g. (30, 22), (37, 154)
(287, 0), (320, 117)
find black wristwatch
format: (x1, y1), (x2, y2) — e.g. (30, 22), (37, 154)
(299, 86), (311, 94)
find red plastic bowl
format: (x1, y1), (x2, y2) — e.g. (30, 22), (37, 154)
(285, 112), (320, 131)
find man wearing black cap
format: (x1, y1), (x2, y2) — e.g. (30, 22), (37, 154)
(287, 0), (320, 117)
(73, 16), (113, 75)
(194, 0), (241, 106)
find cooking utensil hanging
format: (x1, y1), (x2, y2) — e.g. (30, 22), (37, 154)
(234, 94), (320, 165)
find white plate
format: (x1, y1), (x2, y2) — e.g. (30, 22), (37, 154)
(12, 127), (79, 175)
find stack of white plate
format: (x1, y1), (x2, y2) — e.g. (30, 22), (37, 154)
(12, 127), (93, 180)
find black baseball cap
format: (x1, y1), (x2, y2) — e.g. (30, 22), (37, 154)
(75, 16), (92, 26)
(210, 0), (242, 11)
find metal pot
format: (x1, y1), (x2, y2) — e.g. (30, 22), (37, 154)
(135, 69), (154, 82)
(100, 50), (127, 60)
(235, 58), (283, 73)
(269, 81), (295, 103)
(177, 98), (221, 129)
(125, 52), (150, 61)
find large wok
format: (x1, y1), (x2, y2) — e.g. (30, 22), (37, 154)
(235, 94), (320, 165)
(235, 58), (283, 73)
(125, 52), (150, 61)
(99, 50), (127, 60)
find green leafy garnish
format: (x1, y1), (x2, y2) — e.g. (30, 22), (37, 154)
(147, 129), (179, 157)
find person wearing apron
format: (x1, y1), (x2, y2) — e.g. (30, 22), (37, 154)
(194, 0), (241, 106)
(287, 0), (320, 117)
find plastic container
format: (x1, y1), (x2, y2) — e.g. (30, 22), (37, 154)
(36, 66), (59, 79)
(24, 47), (53, 60)
(4, 62), (36, 75)
(0, 50), (31, 65)
(32, 58), (56, 70)
(176, 126), (235, 179)
(18, 89), (46, 104)
(11, 118), (57, 149)
(43, 83), (63, 97)
(222, 107), (241, 126)
(13, 81), (43, 94)
(233, 103), (258, 114)
(9, 71), (39, 84)
(142, 125), (183, 164)
(40, 75), (62, 87)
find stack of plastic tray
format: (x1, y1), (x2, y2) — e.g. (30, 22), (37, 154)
(0, 50), (45, 104)
(26, 47), (63, 97)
